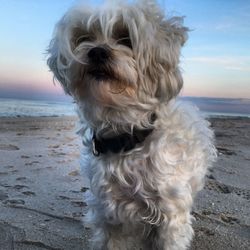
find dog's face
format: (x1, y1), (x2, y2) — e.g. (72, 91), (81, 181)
(47, 1), (187, 124)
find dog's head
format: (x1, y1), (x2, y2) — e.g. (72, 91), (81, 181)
(47, 0), (187, 125)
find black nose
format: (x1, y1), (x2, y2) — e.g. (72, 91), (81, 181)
(87, 47), (110, 63)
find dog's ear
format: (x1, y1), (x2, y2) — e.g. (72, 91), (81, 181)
(155, 17), (188, 101)
(47, 37), (71, 95)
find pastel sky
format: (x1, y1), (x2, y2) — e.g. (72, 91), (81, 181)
(0, 0), (249, 101)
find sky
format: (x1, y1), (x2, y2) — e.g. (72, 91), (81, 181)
(0, 0), (249, 101)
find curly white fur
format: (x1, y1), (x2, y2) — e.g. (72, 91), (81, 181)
(47, 1), (216, 249)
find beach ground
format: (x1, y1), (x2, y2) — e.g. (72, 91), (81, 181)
(0, 116), (249, 250)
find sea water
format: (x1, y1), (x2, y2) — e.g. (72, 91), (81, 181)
(0, 98), (76, 117)
(0, 97), (249, 118)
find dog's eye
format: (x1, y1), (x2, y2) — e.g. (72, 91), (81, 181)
(117, 37), (132, 49)
(75, 35), (92, 46)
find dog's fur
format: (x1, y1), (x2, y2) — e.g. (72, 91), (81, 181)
(47, 1), (216, 249)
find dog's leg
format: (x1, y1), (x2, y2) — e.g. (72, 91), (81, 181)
(87, 221), (128, 250)
(106, 226), (127, 250)
(152, 212), (193, 250)
(90, 225), (108, 250)
(83, 197), (109, 249)
(105, 224), (141, 250)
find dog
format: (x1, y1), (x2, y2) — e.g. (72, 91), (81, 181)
(47, 1), (216, 249)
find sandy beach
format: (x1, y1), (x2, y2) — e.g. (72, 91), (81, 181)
(0, 116), (249, 250)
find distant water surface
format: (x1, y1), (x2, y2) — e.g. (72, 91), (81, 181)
(183, 97), (250, 118)
(0, 98), (76, 117)
(0, 97), (249, 118)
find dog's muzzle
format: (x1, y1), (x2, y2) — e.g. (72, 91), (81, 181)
(88, 47), (110, 64)
(87, 46), (113, 80)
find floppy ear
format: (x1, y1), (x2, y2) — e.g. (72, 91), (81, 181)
(47, 37), (72, 95)
(155, 17), (188, 101)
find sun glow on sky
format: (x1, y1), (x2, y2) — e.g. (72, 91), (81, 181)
(0, 0), (249, 100)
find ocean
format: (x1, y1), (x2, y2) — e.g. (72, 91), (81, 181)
(0, 97), (249, 118)
(0, 98), (76, 117)
(182, 97), (250, 118)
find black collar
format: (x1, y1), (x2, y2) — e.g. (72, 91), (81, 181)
(92, 113), (156, 156)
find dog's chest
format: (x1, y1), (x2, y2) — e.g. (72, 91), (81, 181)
(97, 156), (162, 223)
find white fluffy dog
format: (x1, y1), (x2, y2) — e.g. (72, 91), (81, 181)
(47, 0), (216, 249)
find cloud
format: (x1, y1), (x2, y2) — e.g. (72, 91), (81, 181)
(214, 21), (250, 33)
(215, 23), (233, 31)
(185, 56), (250, 72)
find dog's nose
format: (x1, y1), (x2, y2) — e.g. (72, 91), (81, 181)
(88, 47), (110, 63)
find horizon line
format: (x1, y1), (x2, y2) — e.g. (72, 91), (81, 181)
(0, 95), (249, 103)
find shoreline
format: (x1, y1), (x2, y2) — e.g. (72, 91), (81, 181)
(0, 113), (249, 119)
(0, 116), (249, 249)
(1, 96), (249, 119)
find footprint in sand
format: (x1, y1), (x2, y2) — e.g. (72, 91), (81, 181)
(0, 144), (19, 151)
(25, 161), (40, 166)
(58, 195), (71, 200)
(206, 174), (215, 180)
(205, 179), (250, 200)
(0, 183), (12, 188)
(16, 132), (24, 136)
(10, 169), (18, 174)
(21, 155), (30, 159)
(195, 227), (215, 237)
(205, 179), (232, 194)
(48, 144), (60, 149)
(233, 188), (250, 200)
(220, 213), (240, 225)
(16, 177), (27, 181)
(4, 166), (14, 169)
(68, 170), (80, 176)
(216, 146), (236, 156)
(0, 191), (8, 201)
(49, 149), (66, 157)
(22, 191), (36, 196)
(81, 187), (89, 192)
(71, 200), (87, 207)
(13, 184), (29, 190)
(72, 212), (84, 218)
(29, 127), (40, 130)
(0, 172), (8, 176)
(3, 199), (25, 205)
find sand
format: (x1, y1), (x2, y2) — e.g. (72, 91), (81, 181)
(0, 116), (249, 250)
